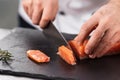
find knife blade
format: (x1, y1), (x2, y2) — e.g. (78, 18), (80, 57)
(43, 22), (71, 49)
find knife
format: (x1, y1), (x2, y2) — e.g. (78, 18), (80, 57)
(43, 22), (71, 49)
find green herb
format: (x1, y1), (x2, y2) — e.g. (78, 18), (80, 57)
(0, 49), (14, 64)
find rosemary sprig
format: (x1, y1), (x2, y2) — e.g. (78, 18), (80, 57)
(0, 49), (14, 64)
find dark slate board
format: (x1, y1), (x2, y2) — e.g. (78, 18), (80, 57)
(0, 28), (120, 80)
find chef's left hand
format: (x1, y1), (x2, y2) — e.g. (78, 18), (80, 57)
(75, 0), (120, 58)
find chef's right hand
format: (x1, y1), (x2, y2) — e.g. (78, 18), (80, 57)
(22, 0), (58, 28)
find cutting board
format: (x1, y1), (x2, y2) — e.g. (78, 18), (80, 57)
(0, 28), (120, 80)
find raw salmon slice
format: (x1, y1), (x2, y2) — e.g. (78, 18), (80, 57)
(69, 40), (88, 59)
(27, 50), (50, 63)
(58, 45), (76, 65)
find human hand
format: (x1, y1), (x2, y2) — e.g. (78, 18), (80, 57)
(22, 0), (58, 28)
(75, 0), (120, 58)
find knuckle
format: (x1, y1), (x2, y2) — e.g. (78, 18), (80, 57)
(93, 30), (103, 39)
(94, 32), (100, 38)
(104, 18), (110, 25)
(35, 0), (42, 6)
(100, 17), (111, 28)
(82, 23), (88, 29)
(32, 13), (38, 19)
(27, 0), (32, 5)
(81, 25), (89, 32)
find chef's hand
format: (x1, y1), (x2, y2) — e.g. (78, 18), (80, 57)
(22, 0), (58, 28)
(75, 0), (120, 58)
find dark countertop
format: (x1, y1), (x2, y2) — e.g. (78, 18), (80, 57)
(0, 28), (39, 80)
(0, 28), (120, 80)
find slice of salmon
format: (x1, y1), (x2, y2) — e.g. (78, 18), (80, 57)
(69, 40), (88, 59)
(58, 45), (76, 65)
(27, 50), (50, 63)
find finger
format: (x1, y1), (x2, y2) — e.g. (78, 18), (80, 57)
(89, 30), (111, 58)
(23, 5), (29, 15)
(95, 29), (120, 57)
(27, 0), (33, 19)
(75, 15), (99, 45)
(85, 23), (106, 54)
(32, 3), (43, 25)
(52, 17), (55, 21)
(74, 36), (78, 41)
(39, 6), (57, 28)
(22, 0), (29, 14)
(89, 41), (109, 59)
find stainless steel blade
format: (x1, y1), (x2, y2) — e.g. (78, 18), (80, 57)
(43, 22), (71, 49)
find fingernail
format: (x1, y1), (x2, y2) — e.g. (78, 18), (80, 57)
(32, 20), (38, 25)
(40, 21), (48, 28)
(89, 55), (92, 58)
(32, 18), (38, 25)
(74, 36), (78, 41)
(85, 47), (94, 55)
(89, 55), (95, 59)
